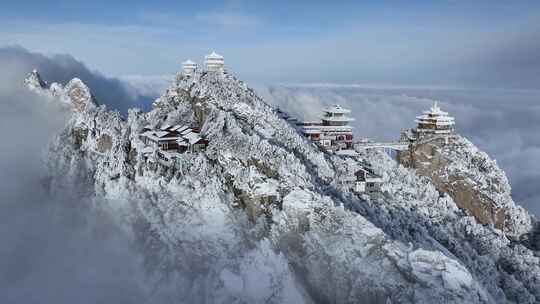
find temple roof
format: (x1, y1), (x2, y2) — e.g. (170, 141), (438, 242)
(184, 132), (203, 144)
(423, 101), (448, 115)
(415, 119), (455, 126)
(415, 101), (455, 126)
(205, 51), (224, 59)
(183, 59), (196, 65)
(322, 116), (355, 122)
(302, 125), (353, 132)
(323, 104), (351, 114)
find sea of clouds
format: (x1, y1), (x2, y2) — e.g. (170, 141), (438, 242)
(261, 85), (540, 216)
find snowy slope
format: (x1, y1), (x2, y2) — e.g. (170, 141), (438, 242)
(31, 69), (540, 303)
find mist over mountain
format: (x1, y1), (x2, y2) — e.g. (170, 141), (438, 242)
(3, 0), (540, 302)
(12, 50), (539, 303)
(0, 49), (165, 303)
(1, 44), (540, 303)
(0, 46), (154, 114)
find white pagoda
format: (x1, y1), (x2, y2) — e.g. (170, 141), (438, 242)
(321, 105), (355, 126)
(414, 101), (455, 137)
(182, 59), (197, 76)
(299, 104), (355, 150)
(205, 51), (225, 72)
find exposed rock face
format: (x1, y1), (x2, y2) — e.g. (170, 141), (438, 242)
(27, 69), (540, 303)
(398, 137), (532, 238)
(64, 78), (96, 112)
(97, 134), (113, 153)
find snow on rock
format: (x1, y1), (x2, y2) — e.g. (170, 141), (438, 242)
(274, 188), (488, 303)
(24, 69), (48, 91)
(63, 78), (97, 112)
(354, 148), (540, 303)
(216, 240), (309, 303)
(398, 135), (532, 238)
(438, 137), (532, 236)
(40, 68), (540, 303)
(24, 70), (97, 111)
(409, 249), (473, 292)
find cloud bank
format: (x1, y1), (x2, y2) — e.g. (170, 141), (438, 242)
(0, 46), (154, 113)
(0, 57), (156, 303)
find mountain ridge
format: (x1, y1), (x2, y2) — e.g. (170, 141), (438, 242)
(26, 68), (540, 303)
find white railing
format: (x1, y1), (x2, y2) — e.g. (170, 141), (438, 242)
(354, 141), (409, 151)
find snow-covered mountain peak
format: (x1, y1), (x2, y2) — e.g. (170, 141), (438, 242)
(23, 71), (97, 112)
(63, 77), (97, 111)
(151, 70), (257, 111)
(24, 68), (48, 91)
(37, 68), (540, 303)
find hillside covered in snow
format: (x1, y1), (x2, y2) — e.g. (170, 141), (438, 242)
(27, 68), (540, 303)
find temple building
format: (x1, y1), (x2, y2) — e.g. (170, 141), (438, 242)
(400, 101), (456, 145)
(205, 51), (225, 72)
(414, 101), (455, 138)
(298, 104), (354, 151)
(397, 101), (456, 165)
(341, 163), (383, 194)
(322, 105), (355, 127)
(182, 59), (197, 76)
(353, 167), (383, 194)
(139, 124), (208, 168)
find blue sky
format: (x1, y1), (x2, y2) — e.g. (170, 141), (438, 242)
(2, 1), (540, 87)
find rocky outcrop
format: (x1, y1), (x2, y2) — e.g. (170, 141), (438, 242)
(398, 136), (532, 238)
(64, 78), (97, 112)
(24, 70), (97, 112)
(24, 69), (48, 91)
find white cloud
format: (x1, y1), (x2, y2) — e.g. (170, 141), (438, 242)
(121, 74), (173, 98)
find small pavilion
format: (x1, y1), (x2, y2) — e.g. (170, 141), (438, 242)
(182, 59), (197, 76)
(414, 101), (455, 137)
(205, 51), (225, 72)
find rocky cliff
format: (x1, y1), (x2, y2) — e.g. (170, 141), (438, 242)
(397, 136), (532, 238)
(27, 69), (540, 303)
